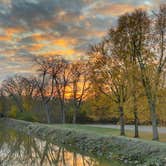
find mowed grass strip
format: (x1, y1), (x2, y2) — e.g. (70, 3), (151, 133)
(52, 124), (166, 142)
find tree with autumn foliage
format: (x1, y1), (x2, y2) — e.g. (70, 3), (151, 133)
(88, 42), (128, 136)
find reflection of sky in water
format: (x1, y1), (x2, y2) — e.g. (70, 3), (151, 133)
(0, 126), (123, 166)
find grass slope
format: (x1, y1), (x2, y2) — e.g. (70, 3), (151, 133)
(55, 124), (166, 142)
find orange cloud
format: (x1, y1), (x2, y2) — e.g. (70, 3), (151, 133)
(30, 34), (78, 54)
(31, 33), (45, 41)
(31, 33), (77, 46)
(52, 38), (77, 47)
(5, 27), (25, 36)
(23, 33), (80, 58)
(0, 27), (25, 42)
(92, 3), (151, 16)
(41, 49), (76, 57)
(27, 43), (46, 51)
(32, 33), (54, 41)
(0, 49), (17, 55)
(52, 39), (69, 47)
(0, 35), (12, 41)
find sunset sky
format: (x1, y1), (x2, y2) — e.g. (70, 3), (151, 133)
(0, 0), (164, 81)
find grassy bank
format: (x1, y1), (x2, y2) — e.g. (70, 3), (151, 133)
(57, 124), (166, 142)
(0, 118), (166, 166)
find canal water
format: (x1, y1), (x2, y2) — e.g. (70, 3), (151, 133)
(0, 126), (125, 166)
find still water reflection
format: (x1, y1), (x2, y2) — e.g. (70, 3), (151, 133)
(0, 126), (124, 166)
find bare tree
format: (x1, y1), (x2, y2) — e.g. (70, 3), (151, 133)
(35, 58), (56, 124)
(50, 58), (71, 124)
(70, 61), (90, 124)
(1, 75), (37, 113)
(2, 75), (27, 113)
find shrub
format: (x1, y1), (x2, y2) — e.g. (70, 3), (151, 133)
(8, 105), (17, 118)
(16, 111), (38, 122)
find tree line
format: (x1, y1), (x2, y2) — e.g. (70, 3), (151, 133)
(0, 4), (165, 141)
(88, 4), (166, 140)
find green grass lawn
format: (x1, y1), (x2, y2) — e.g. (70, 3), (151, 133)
(53, 124), (166, 143)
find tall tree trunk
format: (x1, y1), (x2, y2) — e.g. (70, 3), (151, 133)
(119, 105), (125, 136)
(133, 93), (139, 138)
(144, 83), (159, 140)
(134, 110), (139, 138)
(139, 69), (159, 140)
(72, 108), (78, 124)
(131, 64), (139, 138)
(12, 96), (24, 113)
(60, 103), (65, 124)
(44, 103), (51, 124)
(149, 101), (159, 140)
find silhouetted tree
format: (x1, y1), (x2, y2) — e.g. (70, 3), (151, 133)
(70, 61), (90, 124)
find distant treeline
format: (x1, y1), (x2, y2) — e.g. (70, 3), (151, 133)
(0, 94), (165, 125)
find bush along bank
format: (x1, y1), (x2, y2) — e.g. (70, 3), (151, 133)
(0, 118), (166, 166)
